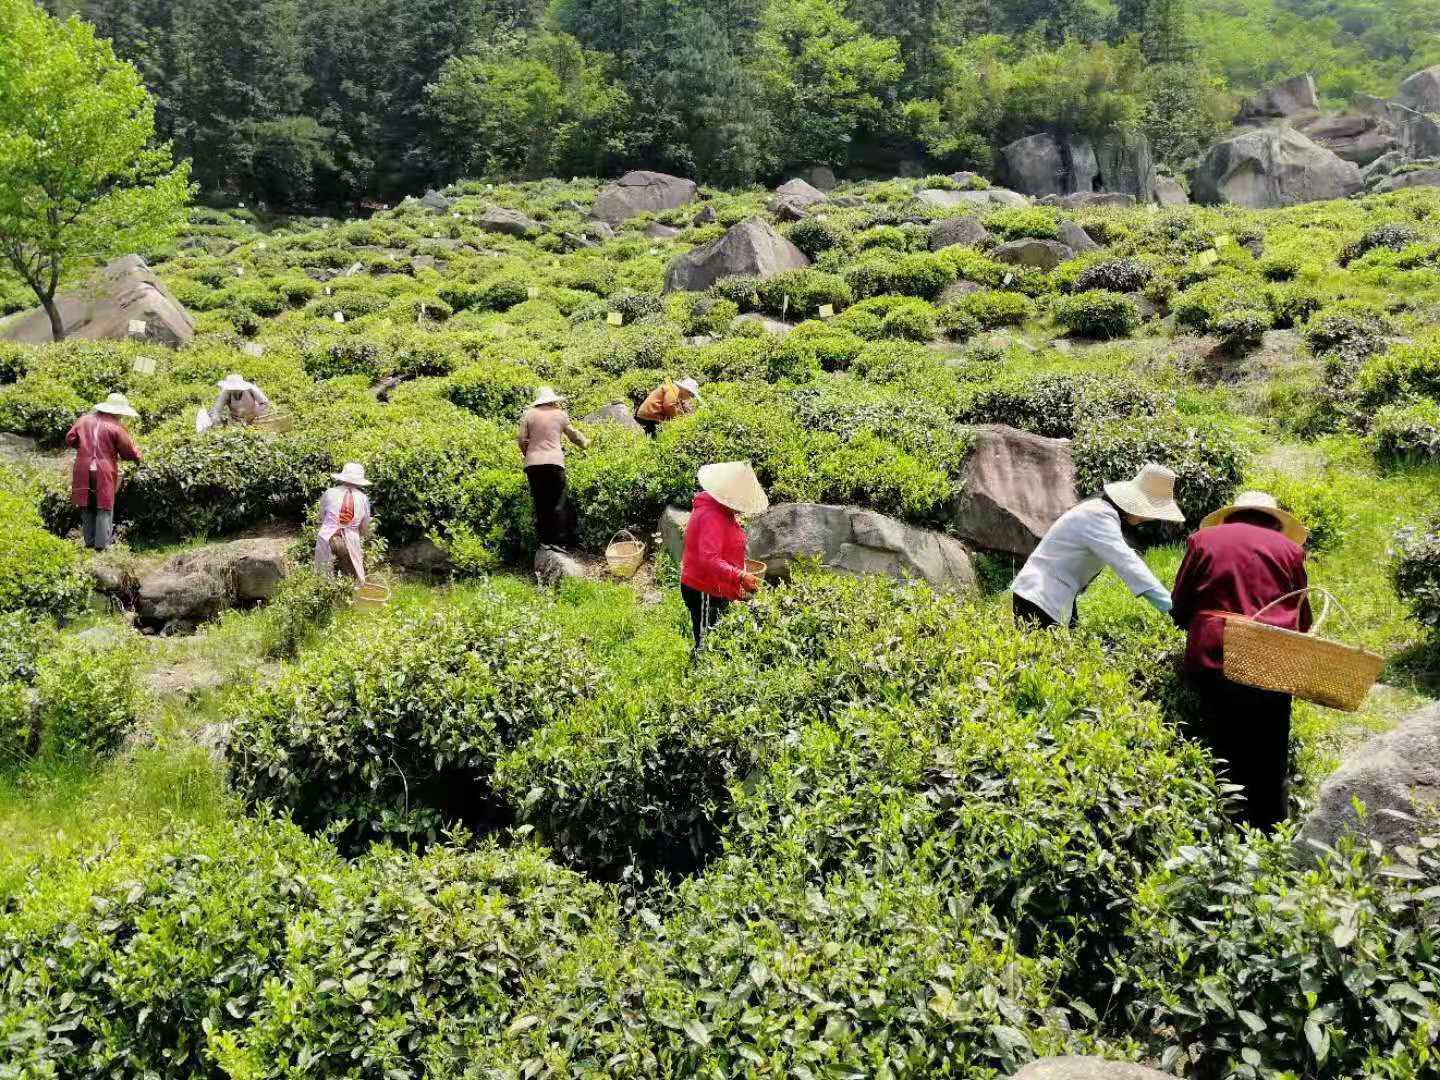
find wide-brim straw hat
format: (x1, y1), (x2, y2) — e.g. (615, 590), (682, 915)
(1104, 463), (1185, 523)
(698, 461), (769, 516)
(94, 392), (138, 418)
(217, 373), (255, 392)
(677, 377), (701, 399)
(332, 462), (371, 487)
(1201, 491), (1308, 546)
(533, 386), (565, 407)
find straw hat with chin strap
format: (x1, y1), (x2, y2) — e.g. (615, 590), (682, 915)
(698, 461), (769, 516)
(676, 377), (701, 400)
(332, 462), (371, 487)
(94, 392), (139, 418)
(1104, 462), (1185, 524)
(532, 386), (565, 407)
(1201, 491), (1308, 546)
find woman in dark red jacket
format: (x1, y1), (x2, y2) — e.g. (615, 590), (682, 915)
(680, 461), (768, 651)
(65, 393), (142, 551)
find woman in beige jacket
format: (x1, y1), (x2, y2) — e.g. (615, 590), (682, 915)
(517, 387), (589, 550)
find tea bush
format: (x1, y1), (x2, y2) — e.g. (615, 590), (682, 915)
(1070, 256), (1152, 294)
(0, 375), (87, 444)
(1255, 472), (1347, 553)
(1121, 832), (1440, 1078)
(1390, 514), (1440, 631)
(1305, 301), (1393, 365)
(843, 250), (954, 299)
(1352, 340), (1440, 411)
(984, 206), (1060, 240)
(1053, 290), (1140, 339)
(444, 360), (538, 420)
(943, 288), (1035, 329)
(1369, 400), (1440, 462)
(1266, 283), (1324, 329)
(1173, 275), (1255, 333)
(878, 297), (939, 341)
(0, 474), (89, 621)
(957, 371), (1167, 439)
(255, 568), (353, 659)
(1214, 307), (1273, 354)
(1073, 417), (1248, 526)
(34, 631), (150, 756)
(230, 593), (599, 845)
(752, 269), (852, 319)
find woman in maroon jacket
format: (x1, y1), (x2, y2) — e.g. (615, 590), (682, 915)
(65, 393), (142, 551)
(680, 461), (767, 651)
(1170, 491), (1312, 832)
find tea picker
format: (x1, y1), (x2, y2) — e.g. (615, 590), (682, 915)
(680, 461), (767, 652)
(1171, 491), (1380, 832)
(633, 377), (701, 437)
(315, 462), (375, 585)
(1010, 463), (1179, 629)
(517, 387), (589, 553)
(196, 373), (273, 432)
(65, 393), (143, 551)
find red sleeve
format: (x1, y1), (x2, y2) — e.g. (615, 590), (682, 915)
(692, 510), (745, 600)
(117, 427), (141, 462)
(64, 419), (82, 448)
(1169, 538), (1205, 629)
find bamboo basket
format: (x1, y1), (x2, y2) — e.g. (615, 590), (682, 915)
(254, 409), (294, 434)
(605, 530), (645, 578)
(1216, 589), (1383, 712)
(745, 559), (768, 580)
(352, 579), (391, 611)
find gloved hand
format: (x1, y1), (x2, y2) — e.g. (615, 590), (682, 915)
(1141, 588), (1173, 614)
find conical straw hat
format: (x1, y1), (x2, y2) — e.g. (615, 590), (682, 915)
(698, 461), (769, 515)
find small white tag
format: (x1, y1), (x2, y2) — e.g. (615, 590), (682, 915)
(648, 247), (658, 255)
(325, 286), (332, 296)
(128, 319), (147, 335)
(817, 304), (834, 319)
(242, 342), (264, 358)
(527, 286), (540, 299)
(1002, 273), (1013, 286)
(606, 312), (624, 326)
(131, 355), (156, 375)
(234, 266), (244, 276)
(333, 311), (345, 323)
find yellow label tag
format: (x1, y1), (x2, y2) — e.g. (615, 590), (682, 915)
(817, 304), (834, 319)
(131, 355), (156, 375)
(607, 312), (624, 326)
(494, 322), (511, 337)
(1198, 249), (1219, 267)
(1215, 233), (1233, 246)
(527, 286), (540, 299)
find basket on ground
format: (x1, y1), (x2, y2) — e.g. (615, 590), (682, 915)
(605, 530), (646, 578)
(1217, 589), (1383, 712)
(255, 410), (294, 434)
(353, 579), (391, 610)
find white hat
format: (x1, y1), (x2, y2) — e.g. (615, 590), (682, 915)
(217, 373), (255, 392)
(676, 377), (701, 399)
(332, 462), (371, 487)
(1104, 463), (1185, 523)
(94, 392), (138, 418)
(698, 461), (769, 516)
(1201, 491), (1308, 546)
(533, 386), (565, 406)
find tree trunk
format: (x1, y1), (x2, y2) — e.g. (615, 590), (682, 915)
(42, 294), (65, 342)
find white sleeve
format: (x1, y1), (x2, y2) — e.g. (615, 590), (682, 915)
(1083, 509), (1164, 597)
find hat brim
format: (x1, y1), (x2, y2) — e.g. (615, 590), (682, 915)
(1104, 480), (1185, 523)
(698, 464), (769, 516)
(95, 404), (139, 418)
(1200, 505), (1308, 546)
(332, 474), (371, 486)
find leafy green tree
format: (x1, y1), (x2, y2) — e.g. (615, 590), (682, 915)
(0, 0), (189, 341)
(751, 0), (904, 170)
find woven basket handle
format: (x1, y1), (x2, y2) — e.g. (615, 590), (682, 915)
(1250, 587), (1351, 636)
(609, 529), (640, 548)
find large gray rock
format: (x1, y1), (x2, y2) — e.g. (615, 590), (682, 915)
(928, 215), (990, 252)
(917, 188), (1028, 210)
(954, 425), (1077, 556)
(1300, 703), (1440, 854)
(476, 207), (541, 237)
(1239, 74), (1320, 119)
(1094, 134), (1156, 198)
(644, 222), (682, 240)
(419, 189), (453, 212)
(582, 402), (645, 433)
(659, 505), (690, 564)
(662, 217), (809, 293)
(1152, 174), (1190, 207)
(1057, 220), (1100, 254)
(1010, 1059), (1170, 1080)
(591, 170), (699, 225)
(798, 165), (838, 191)
(392, 539), (453, 575)
(1190, 127), (1362, 208)
(772, 178), (827, 208)
(1395, 65), (1440, 113)
(746, 503), (977, 593)
(1001, 133), (1068, 197)
(1372, 167), (1440, 193)
(1362, 151), (1406, 185)
(534, 546), (585, 584)
(1400, 108), (1440, 159)
(992, 238), (1074, 270)
(1298, 113), (1398, 166)
(135, 538), (292, 631)
(1040, 192), (1136, 210)
(0, 255), (194, 347)
(1067, 137), (1100, 194)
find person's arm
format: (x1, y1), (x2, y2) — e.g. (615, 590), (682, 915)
(690, 513), (746, 600)
(563, 421), (590, 450)
(64, 417), (83, 448)
(252, 386), (271, 409)
(1085, 509), (1167, 600)
(209, 390), (228, 424)
(117, 426), (142, 462)
(516, 414), (530, 455)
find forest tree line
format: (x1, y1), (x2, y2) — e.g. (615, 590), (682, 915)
(41, 0), (1440, 207)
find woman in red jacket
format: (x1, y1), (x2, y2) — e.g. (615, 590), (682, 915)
(680, 461), (767, 651)
(65, 393), (142, 551)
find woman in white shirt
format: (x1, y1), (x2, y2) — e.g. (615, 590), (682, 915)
(1010, 462), (1180, 629)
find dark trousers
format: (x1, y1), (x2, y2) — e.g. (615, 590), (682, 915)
(82, 488), (114, 551)
(1012, 592), (1076, 630)
(682, 584), (730, 651)
(1187, 670), (1292, 832)
(525, 464), (574, 548)
(635, 413), (659, 438)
